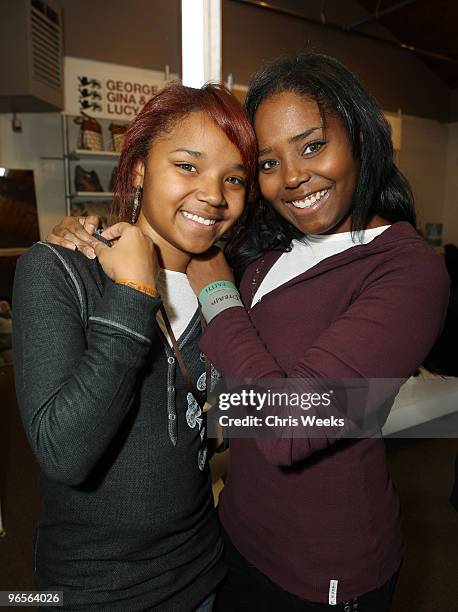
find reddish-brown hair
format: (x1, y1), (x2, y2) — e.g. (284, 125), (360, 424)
(112, 82), (258, 221)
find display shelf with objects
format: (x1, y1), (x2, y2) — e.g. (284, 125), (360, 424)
(71, 192), (115, 203)
(61, 114), (128, 221)
(67, 150), (120, 161)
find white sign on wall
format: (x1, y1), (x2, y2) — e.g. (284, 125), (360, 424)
(64, 57), (178, 121)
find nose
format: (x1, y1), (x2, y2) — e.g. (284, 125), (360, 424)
(284, 159), (311, 190)
(196, 176), (225, 207)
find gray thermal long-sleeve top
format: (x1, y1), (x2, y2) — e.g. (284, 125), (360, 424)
(12, 242), (224, 611)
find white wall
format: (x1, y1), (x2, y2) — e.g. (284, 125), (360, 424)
(398, 114), (448, 234)
(442, 122), (458, 245)
(0, 112), (66, 240)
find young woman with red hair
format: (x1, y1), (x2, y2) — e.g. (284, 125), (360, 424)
(12, 82), (257, 611)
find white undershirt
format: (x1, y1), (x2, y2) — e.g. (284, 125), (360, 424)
(155, 269), (198, 345)
(251, 225), (391, 307)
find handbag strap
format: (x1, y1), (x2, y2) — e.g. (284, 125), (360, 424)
(159, 304), (210, 410)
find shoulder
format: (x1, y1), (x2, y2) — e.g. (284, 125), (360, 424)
(371, 223), (447, 275)
(16, 242), (104, 303)
(14, 243), (106, 327)
(19, 241), (100, 278)
(375, 221), (435, 255)
(361, 223), (450, 297)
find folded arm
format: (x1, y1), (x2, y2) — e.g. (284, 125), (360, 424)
(199, 253), (450, 465)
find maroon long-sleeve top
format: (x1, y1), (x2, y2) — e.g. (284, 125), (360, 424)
(200, 222), (450, 604)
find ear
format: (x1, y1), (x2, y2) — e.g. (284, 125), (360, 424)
(133, 161), (145, 188)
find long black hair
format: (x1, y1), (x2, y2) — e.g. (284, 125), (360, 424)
(225, 53), (415, 277)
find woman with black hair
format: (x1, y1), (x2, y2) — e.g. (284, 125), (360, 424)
(186, 54), (449, 611)
(225, 53), (416, 274)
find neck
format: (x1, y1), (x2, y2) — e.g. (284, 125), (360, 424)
(365, 214), (390, 230)
(156, 248), (191, 273)
(136, 213), (191, 273)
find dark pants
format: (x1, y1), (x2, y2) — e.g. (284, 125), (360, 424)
(216, 528), (399, 612)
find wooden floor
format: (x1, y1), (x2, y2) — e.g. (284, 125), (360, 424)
(387, 438), (458, 612)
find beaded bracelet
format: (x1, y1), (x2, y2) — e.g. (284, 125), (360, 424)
(116, 278), (160, 298)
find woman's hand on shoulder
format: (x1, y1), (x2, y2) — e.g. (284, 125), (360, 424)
(46, 215), (101, 259)
(186, 246), (234, 295)
(95, 222), (159, 288)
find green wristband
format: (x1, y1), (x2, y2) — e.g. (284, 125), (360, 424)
(198, 280), (237, 305)
(201, 287), (243, 323)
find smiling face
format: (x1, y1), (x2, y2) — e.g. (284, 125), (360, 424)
(254, 91), (359, 235)
(135, 111), (247, 271)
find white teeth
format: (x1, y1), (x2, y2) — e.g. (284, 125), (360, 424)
(291, 189), (328, 209)
(182, 211), (216, 225)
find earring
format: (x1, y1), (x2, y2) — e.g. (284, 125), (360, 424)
(131, 185), (143, 223)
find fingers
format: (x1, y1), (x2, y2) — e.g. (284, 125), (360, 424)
(80, 215), (100, 235)
(46, 233), (77, 252)
(92, 240), (109, 260)
(79, 246), (97, 259)
(48, 216), (100, 252)
(68, 221), (100, 247)
(100, 222), (132, 241)
(59, 228), (98, 258)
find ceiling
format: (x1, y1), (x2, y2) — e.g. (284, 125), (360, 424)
(354, 0), (458, 89)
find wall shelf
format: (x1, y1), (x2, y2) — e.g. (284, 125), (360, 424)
(67, 149), (120, 161)
(71, 192), (114, 203)
(62, 115), (119, 222)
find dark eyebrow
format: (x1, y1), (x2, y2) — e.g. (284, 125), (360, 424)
(172, 148), (205, 158)
(258, 146), (272, 157)
(258, 126), (323, 157)
(290, 126), (322, 143)
(172, 149), (245, 173)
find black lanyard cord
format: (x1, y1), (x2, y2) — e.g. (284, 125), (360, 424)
(159, 304), (210, 410)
